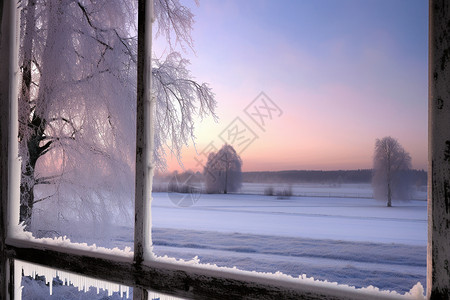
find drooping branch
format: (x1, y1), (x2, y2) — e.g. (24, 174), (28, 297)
(38, 140), (52, 156)
(35, 174), (61, 186)
(152, 52), (216, 168)
(154, 0), (198, 51)
(114, 29), (137, 64)
(77, 2), (109, 33)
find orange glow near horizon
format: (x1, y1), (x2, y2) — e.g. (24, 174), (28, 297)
(157, 1), (427, 174)
(162, 86), (427, 173)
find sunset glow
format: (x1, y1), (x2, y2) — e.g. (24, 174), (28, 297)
(157, 0), (428, 172)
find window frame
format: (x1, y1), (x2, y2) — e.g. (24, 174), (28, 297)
(1, 0), (449, 299)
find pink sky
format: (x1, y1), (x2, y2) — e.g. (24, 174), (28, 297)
(156, 1), (428, 173)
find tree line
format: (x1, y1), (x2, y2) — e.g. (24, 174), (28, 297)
(242, 169), (426, 186)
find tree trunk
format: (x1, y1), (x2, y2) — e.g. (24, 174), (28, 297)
(19, 0), (37, 229)
(224, 166), (228, 194)
(387, 181), (392, 207)
(20, 115), (47, 228)
(19, 0), (62, 228)
(20, 166), (34, 228)
(386, 151), (392, 207)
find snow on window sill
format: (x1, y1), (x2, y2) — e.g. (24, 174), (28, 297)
(6, 224), (426, 299)
(6, 223), (133, 261)
(147, 254), (426, 300)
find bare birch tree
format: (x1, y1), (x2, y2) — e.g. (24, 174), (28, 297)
(372, 136), (412, 207)
(17, 0), (215, 237)
(18, 0), (139, 235)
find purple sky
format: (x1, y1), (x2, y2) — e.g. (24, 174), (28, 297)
(155, 0), (428, 172)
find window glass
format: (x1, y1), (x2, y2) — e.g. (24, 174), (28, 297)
(17, 260), (132, 299)
(151, 0), (428, 294)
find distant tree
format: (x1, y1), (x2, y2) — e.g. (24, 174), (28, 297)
(372, 136), (412, 207)
(204, 144), (242, 194)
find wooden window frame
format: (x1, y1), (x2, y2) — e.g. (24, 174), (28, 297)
(1, 1), (449, 299)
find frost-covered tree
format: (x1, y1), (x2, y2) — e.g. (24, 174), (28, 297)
(204, 144), (242, 194)
(18, 0), (139, 234)
(372, 136), (412, 207)
(17, 0), (215, 237)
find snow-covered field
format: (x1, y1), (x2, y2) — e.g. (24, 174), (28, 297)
(22, 183), (428, 298)
(152, 191), (426, 245)
(151, 190), (427, 293)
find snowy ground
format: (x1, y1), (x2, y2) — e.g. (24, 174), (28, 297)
(22, 183), (428, 298)
(150, 190), (427, 293)
(152, 191), (427, 245)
